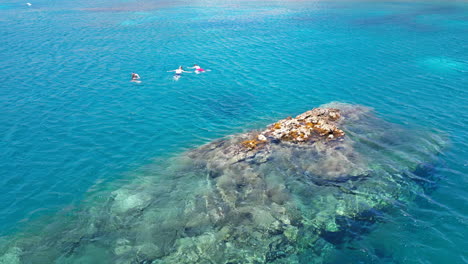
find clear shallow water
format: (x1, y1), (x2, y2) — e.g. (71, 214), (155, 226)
(0, 0), (467, 263)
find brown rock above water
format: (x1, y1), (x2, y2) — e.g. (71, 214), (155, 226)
(242, 107), (346, 151)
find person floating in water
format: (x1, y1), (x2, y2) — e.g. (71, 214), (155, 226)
(167, 66), (191, 80)
(188, 64), (210, 74)
(131, 72), (141, 81)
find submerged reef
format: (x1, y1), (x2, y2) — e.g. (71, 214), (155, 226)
(0, 103), (445, 264)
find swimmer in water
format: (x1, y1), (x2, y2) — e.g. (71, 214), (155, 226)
(167, 66), (191, 80)
(131, 72), (141, 82)
(188, 64), (209, 74)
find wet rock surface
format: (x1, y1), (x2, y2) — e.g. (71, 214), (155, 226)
(0, 103), (446, 264)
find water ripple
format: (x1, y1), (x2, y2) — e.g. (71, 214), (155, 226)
(0, 0), (467, 263)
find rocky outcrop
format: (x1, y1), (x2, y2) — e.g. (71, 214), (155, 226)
(241, 107), (345, 151)
(191, 106), (367, 183)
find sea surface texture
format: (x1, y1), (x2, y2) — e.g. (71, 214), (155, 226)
(0, 0), (467, 263)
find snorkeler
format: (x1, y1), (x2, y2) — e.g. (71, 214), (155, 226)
(167, 66), (192, 80)
(131, 72), (140, 81)
(188, 64), (210, 74)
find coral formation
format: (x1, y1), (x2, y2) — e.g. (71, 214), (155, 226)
(0, 103), (446, 264)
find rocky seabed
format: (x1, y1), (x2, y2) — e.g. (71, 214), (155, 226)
(0, 103), (446, 264)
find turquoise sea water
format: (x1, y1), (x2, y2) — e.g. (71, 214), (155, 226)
(0, 0), (467, 263)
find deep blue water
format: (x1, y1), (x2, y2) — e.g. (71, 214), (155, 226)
(0, 0), (467, 263)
